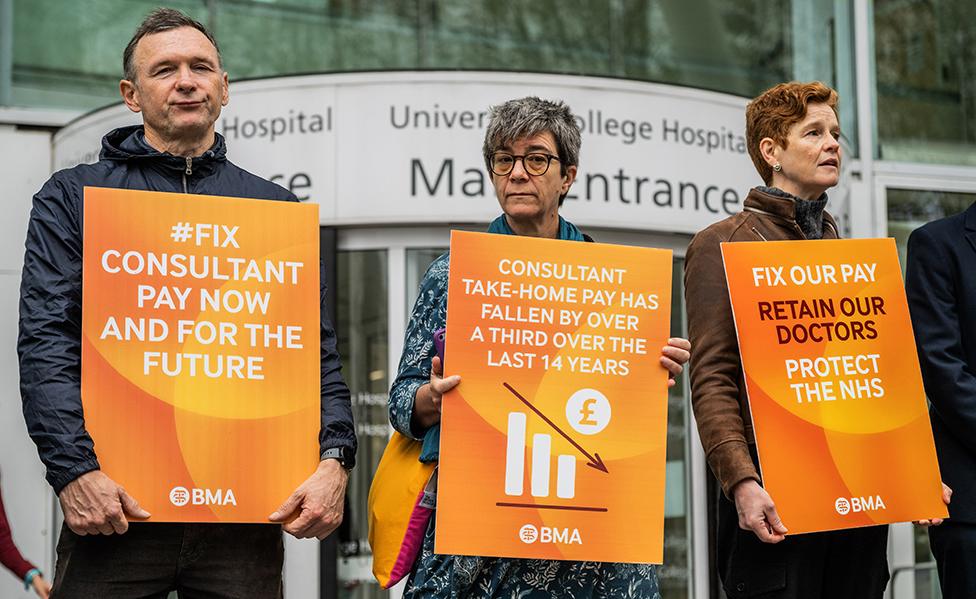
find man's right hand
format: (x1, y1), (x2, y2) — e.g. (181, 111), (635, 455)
(58, 470), (150, 535)
(732, 479), (788, 544)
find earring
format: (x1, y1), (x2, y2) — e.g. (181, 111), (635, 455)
(773, 163), (782, 172)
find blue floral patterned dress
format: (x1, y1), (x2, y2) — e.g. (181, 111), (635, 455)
(388, 216), (661, 599)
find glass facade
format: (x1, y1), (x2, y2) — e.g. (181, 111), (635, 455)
(875, 0), (976, 165)
(337, 250), (389, 599)
(7, 0), (852, 141)
(887, 188), (974, 268)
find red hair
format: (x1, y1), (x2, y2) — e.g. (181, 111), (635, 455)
(746, 82), (838, 184)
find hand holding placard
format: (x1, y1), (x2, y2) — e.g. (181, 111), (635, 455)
(59, 470), (150, 535)
(731, 479), (787, 543)
(661, 337), (691, 387)
(411, 356), (461, 432)
(269, 460), (349, 540)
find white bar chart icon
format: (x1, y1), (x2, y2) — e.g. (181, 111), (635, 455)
(505, 411), (576, 499)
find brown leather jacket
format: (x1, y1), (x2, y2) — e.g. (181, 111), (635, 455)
(684, 187), (839, 497)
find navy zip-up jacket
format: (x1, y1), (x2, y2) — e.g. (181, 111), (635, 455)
(19, 125), (356, 494)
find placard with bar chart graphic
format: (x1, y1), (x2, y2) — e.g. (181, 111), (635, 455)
(436, 231), (673, 563)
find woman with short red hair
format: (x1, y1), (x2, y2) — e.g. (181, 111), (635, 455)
(684, 82), (890, 598)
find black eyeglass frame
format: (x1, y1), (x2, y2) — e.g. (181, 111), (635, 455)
(489, 152), (561, 177)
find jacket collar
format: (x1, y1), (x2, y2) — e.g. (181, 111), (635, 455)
(743, 187), (839, 238)
(965, 200), (976, 231)
(964, 201), (976, 256)
(99, 124), (227, 177)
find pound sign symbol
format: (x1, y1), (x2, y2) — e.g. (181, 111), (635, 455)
(579, 398), (599, 426)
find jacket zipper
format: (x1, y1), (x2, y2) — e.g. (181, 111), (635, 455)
(182, 157), (192, 193)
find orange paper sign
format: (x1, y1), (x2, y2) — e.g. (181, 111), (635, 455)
(436, 231), (673, 563)
(81, 187), (320, 522)
(722, 238), (946, 534)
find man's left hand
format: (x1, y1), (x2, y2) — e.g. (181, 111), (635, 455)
(268, 459), (348, 539)
(661, 337), (691, 388)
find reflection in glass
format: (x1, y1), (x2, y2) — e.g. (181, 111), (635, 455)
(876, 0), (976, 164)
(887, 189), (974, 270)
(8, 0), (851, 142)
(337, 250), (389, 599)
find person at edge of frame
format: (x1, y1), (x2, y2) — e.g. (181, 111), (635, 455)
(0, 473), (50, 597)
(684, 80), (949, 599)
(906, 188), (976, 597)
(388, 95), (692, 598)
(18, 8), (355, 598)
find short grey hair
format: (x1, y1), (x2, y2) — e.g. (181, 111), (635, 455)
(482, 97), (582, 205)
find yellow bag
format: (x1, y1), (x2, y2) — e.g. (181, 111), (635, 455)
(367, 431), (437, 589)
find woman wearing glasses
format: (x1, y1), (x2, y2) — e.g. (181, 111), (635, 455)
(388, 96), (691, 598)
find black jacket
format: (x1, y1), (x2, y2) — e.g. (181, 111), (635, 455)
(19, 125), (356, 494)
(906, 201), (976, 522)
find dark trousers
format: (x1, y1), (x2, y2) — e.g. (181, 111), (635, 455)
(717, 492), (889, 598)
(929, 520), (976, 598)
(50, 522), (284, 599)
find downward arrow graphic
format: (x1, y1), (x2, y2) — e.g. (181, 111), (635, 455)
(502, 382), (610, 474)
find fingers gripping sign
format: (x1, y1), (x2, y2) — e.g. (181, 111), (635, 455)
(429, 355), (461, 411)
(660, 337), (691, 388)
(915, 483), (952, 528)
(411, 355), (462, 431)
(269, 459), (349, 540)
(59, 470), (150, 536)
(732, 479), (788, 543)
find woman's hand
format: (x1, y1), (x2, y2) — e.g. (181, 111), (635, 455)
(916, 483), (952, 527)
(411, 356), (462, 431)
(31, 574), (50, 599)
(661, 337), (691, 387)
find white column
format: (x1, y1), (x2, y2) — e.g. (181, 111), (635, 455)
(283, 536), (319, 599)
(531, 434), (551, 498)
(556, 455), (576, 499)
(505, 413), (527, 496)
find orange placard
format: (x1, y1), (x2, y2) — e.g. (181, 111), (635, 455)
(81, 187), (320, 522)
(722, 238), (946, 534)
(436, 231), (673, 563)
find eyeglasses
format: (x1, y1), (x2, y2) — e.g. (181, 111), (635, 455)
(489, 152), (560, 176)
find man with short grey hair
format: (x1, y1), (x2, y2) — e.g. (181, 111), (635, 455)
(19, 8), (355, 597)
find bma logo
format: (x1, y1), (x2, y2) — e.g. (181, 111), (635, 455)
(169, 487), (190, 507)
(835, 495), (886, 515)
(519, 525), (539, 544)
(518, 524), (582, 545)
(169, 486), (238, 507)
